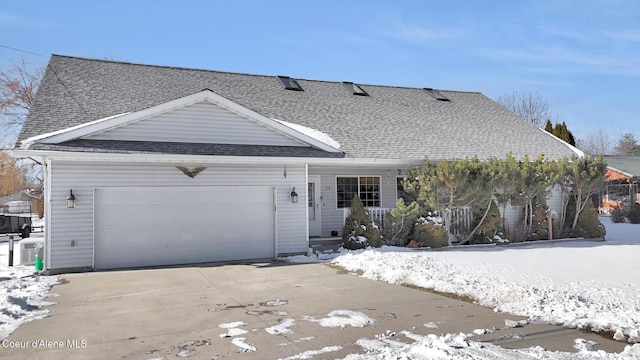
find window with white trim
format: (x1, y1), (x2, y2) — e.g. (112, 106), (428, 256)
(336, 176), (380, 208)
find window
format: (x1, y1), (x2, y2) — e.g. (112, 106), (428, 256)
(423, 88), (451, 101)
(342, 82), (369, 96)
(276, 76), (303, 91)
(337, 176), (380, 208)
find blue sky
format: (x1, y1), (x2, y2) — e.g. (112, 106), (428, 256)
(1, 0), (638, 144)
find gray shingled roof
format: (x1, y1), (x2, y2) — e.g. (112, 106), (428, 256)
(18, 55), (579, 161)
(604, 156), (640, 178)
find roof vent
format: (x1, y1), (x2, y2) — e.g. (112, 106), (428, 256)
(277, 76), (303, 91)
(342, 82), (369, 96)
(423, 88), (451, 101)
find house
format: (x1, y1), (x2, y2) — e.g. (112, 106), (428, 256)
(16, 55), (580, 273)
(597, 155), (640, 213)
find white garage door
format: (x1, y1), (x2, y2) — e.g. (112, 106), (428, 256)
(94, 186), (276, 269)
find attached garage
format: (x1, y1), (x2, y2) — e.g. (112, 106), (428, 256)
(94, 186), (276, 269)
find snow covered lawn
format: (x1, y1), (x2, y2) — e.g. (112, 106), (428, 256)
(330, 217), (639, 350)
(0, 265), (59, 340)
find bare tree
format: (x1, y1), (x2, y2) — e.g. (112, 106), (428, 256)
(614, 133), (640, 155)
(496, 91), (552, 128)
(0, 151), (27, 197)
(576, 130), (612, 155)
(0, 58), (45, 146)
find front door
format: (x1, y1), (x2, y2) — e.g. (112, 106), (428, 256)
(308, 176), (321, 237)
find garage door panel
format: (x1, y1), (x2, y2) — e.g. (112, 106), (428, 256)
(94, 187), (276, 269)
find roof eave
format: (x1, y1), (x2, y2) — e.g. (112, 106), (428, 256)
(15, 148), (417, 166)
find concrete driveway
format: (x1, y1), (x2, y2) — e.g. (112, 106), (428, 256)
(1, 261), (626, 359)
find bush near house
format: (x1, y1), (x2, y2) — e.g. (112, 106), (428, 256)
(469, 198), (503, 244)
(410, 216), (448, 248)
(382, 199), (421, 246)
(342, 196), (382, 250)
(610, 205), (626, 223)
(402, 154), (607, 243)
(626, 203), (640, 224)
(528, 197), (550, 241)
(567, 198), (606, 238)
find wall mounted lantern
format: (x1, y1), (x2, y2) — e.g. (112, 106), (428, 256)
(66, 189), (76, 208)
(290, 187), (298, 203)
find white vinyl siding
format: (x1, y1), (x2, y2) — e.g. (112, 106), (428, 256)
(309, 166), (399, 236)
(86, 102), (306, 147)
(45, 160), (307, 271)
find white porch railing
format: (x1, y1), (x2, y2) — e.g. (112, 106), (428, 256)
(343, 207), (392, 228)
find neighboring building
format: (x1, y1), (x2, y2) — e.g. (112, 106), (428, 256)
(598, 156), (640, 213)
(0, 192), (33, 213)
(16, 55), (580, 273)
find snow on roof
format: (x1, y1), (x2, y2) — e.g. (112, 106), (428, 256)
(273, 118), (341, 150)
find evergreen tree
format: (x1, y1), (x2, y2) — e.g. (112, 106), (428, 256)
(383, 199), (421, 246)
(558, 155), (608, 231)
(342, 196), (382, 249)
(546, 121), (576, 146)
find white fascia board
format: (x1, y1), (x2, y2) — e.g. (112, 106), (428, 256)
(15, 148), (414, 166)
(23, 90), (342, 154)
(538, 128), (584, 158)
(20, 112), (130, 149)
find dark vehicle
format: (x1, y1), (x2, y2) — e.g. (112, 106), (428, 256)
(0, 201), (32, 238)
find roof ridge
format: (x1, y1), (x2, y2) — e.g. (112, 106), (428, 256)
(50, 54), (275, 79)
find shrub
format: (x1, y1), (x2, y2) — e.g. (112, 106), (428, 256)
(627, 203), (640, 224)
(411, 216), (448, 248)
(383, 199), (421, 246)
(342, 196), (382, 250)
(472, 199), (503, 243)
(569, 198), (606, 239)
(528, 198), (549, 241)
(610, 206), (626, 223)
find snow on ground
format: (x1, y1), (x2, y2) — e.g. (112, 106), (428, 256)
(331, 217), (640, 344)
(0, 265), (59, 340)
(1, 218), (639, 358)
(215, 308), (640, 359)
(343, 331), (640, 359)
(276, 217), (640, 358)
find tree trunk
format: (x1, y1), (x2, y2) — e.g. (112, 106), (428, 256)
(459, 197), (494, 245)
(572, 193), (583, 230)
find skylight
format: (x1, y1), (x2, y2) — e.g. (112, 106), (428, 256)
(342, 82), (369, 96)
(424, 88), (451, 101)
(276, 76), (303, 91)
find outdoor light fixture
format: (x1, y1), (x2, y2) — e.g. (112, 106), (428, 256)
(290, 187), (298, 203)
(66, 189), (76, 208)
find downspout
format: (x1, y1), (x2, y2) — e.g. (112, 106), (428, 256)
(44, 158), (52, 272)
(305, 163), (310, 246)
